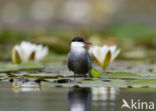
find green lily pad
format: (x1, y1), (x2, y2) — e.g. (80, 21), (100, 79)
(127, 88), (156, 92)
(19, 62), (44, 70)
(89, 68), (100, 78)
(125, 79), (156, 86)
(0, 59), (155, 88)
(0, 63), (19, 72)
(100, 72), (142, 79)
(0, 62), (43, 72)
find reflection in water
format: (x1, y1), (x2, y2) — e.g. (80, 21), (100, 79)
(92, 87), (119, 111)
(11, 79), (40, 93)
(92, 87), (119, 101)
(68, 88), (92, 111)
(68, 87), (119, 111)
(1, 82), (156, 111)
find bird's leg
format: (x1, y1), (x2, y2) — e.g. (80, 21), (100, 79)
(84, 75), (87, 79)
(74, 73), (76, 80)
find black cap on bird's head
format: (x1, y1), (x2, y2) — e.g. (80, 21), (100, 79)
(72, 36), (85, 42)
(72, 36), (92, 45)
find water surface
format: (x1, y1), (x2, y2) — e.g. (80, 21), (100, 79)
(0, 82), (156, 111)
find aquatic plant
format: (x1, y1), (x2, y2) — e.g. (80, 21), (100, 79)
(12, 41), (48, 64)
(89, 45), (120, 69)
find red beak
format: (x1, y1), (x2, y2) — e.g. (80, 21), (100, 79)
(84, 41), (92, 45)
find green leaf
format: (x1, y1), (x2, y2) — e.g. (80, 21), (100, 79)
(20, 62), (43, 70)
(0, 63), (19, 72)
(89, 68), (101, 78)
(101, 72), (142, 79)
(125, 79), (156, 85)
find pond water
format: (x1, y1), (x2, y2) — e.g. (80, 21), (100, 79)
(0, 81), (156, 111)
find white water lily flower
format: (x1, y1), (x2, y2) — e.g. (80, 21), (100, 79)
(12, 41), (48, 64)
(89, 45), (120, 69)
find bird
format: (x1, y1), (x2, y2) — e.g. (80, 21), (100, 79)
(67, 37), (92, 78)
(68, 88), (92, 111)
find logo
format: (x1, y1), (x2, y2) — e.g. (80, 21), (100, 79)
(121, 99), (154, 110)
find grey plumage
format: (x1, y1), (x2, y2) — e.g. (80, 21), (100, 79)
(68, 50), (92, 75)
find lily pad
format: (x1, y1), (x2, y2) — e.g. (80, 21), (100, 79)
(89, 68), (100, 78)
(0, 63), (19, 72)
(19, 62), (44, 70)
(100, 72), (142, 79)
(0, 62), (43, 72)
(125, 79), (156, 86)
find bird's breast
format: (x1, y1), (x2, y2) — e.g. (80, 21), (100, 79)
(70, 48), (86, 57)
(71, 47), (85, 53)
(68, 47), (92, 74)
